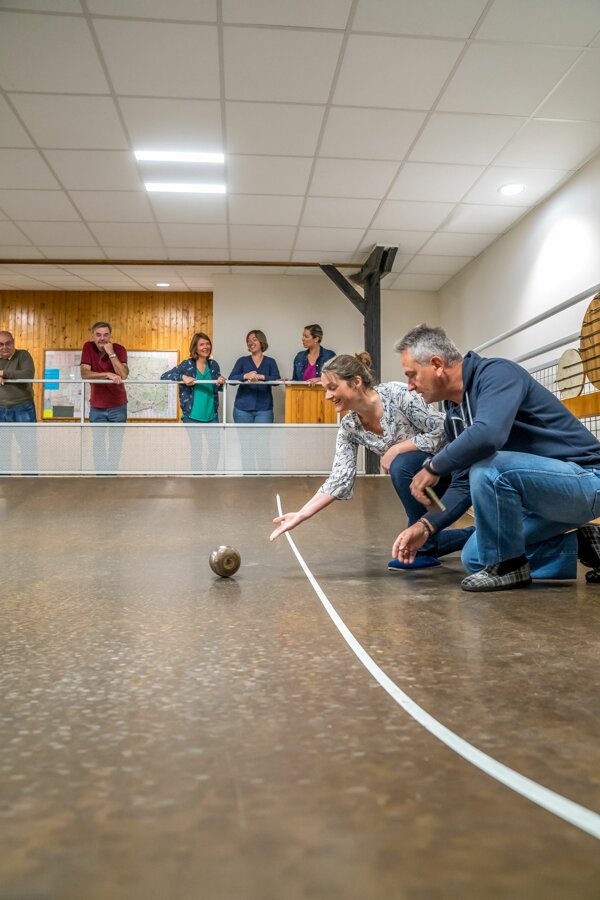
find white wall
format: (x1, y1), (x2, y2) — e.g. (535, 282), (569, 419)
(212, 273), (438, 419)
(438, 152), (600, 368)
(381, 288), (439, 381)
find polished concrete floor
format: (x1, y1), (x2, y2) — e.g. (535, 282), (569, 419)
(1, 476), (599, 900)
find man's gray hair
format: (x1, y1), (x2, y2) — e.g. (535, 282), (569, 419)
(394, 324), (462, 365)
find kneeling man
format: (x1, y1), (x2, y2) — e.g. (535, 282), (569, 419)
(393, 324), (600, 592)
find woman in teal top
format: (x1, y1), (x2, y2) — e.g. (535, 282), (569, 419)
(160, 332), (225, 472)
(161, 332), (225, 422)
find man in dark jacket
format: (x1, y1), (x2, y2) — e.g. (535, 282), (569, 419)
(391, 323), (600, 592)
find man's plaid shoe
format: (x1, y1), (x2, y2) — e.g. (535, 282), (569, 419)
(461, 561), (532, 592)
(576, 524), (600, 583)
(577, 524), (600, 568)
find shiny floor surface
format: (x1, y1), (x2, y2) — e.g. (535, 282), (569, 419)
(1, 477), (599, 900)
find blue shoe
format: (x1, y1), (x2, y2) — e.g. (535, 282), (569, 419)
(388, 555), (441, 571)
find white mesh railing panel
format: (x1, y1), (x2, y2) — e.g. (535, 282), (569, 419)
(0, 424), (362, 476)
(0, 424), (81, 474)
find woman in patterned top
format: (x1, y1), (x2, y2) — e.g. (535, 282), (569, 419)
(270, 352), (473, 569)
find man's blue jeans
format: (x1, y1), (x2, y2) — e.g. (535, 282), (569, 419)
(461, 451), (600, 578)
(89, 404), (127, 473)
(389, 450), (474, 558)
(0, 401), (37, 473)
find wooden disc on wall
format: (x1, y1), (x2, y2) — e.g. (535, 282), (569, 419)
(556, 348), (584, 400)
(579, 291), (600, 389)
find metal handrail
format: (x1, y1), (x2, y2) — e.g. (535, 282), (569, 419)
(2, 379), (336, 425)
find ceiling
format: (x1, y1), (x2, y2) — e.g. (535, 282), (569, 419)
(1, 0), (600, 293)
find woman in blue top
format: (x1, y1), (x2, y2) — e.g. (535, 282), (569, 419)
(229, 330), (281, 424)
(160, 332), (225, 472)
(292, 324), (335, 382)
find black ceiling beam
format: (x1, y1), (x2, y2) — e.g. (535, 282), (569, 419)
(320, 264), (364, 314)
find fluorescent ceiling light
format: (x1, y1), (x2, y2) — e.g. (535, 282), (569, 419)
(156, 282), (170, 287)
(498, 183), (525, 196)
(145, 182), (226, 194)
(135, 150), (224, 164)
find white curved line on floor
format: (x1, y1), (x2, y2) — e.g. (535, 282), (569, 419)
(275, 494), (600, 841)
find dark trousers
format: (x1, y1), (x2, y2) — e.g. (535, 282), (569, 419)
(389, 450), (474, 558)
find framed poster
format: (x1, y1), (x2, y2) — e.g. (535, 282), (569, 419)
(43, 349), (179, 420)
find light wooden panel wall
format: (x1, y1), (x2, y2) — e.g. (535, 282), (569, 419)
(0, 291), (213, 417)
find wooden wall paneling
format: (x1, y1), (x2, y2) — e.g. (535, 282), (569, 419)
(0, 290), (213, 421)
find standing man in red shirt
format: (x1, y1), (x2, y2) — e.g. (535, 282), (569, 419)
(80, 322), (128, 473)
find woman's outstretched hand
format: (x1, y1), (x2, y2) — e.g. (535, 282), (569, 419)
(270, 511), (303, 541)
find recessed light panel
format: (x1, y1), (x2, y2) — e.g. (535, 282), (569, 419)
(135, 150), (225, 164)
(145, 183), (227, 194)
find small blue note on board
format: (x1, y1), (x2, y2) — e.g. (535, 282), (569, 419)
(44, 368), (60, 390)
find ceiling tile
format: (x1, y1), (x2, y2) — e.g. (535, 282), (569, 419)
(0, 150), (60, 189)
(10, 94), (128, 150)
(229, 224), (296, 250)
(38, 246), (104, 259)
(149, 194), (227, 225)
(6, 2), (82, 10)
(392, 273), (449, 290)
(0, 222), (31, 245)
(0, 97), (33, 147)
(223, 0), (352, 28)
(353, 0), (489, 38)
(359, 230), (431, 254)
(302, 197), (379, 228)
(225, 102), (325, 155)
(230, 266), (288, 275)
(0, 12), (108, 93)
(388, 253), (414, 273)
(160, 223), (229, 248)
(421, 232), (496, 255)
(372, 200), (453, 230)
(334, 35), (463, 109)
(228, 195), (303, 225)
(442, 203), (528, 234)
(0, 272), (49, 285)
(166, 248), (229, 260)
(219, 249), (292, 262)
(438, 43), (580, 115)
(495, 120), (600, 169)
(462, 166), (569, 205)
(410, 112), (524, 164)
(310, 158), (398, 199)
(224, 27), (343, 103)
(227, 156), (311, 195)
(0, 190), (80, 221)
(295, 227), (364, 252)
(69, 191), (154, 223)
(476, 0), (600, 45)
(88, 0), (216, 18)
(388, 162), (484, 202)
(87, 247), (156, 259)
(119, 98), (223, 153)
(18, 221), (98, 246)
(43, 151), (142, 190)
(320, 107), (426, 160)
(536, 50), (600, 122)
(404, 254), (474, 275)
(89, 222), (164, 247)
(94, 20), (220, 98)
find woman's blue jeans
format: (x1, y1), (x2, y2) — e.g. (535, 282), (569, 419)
(389, 450), (474, 558)
(461, 451), (600, 579)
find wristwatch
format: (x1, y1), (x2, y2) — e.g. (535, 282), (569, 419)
(422, 456), (438, 476)
(109, 353), (117, 359)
